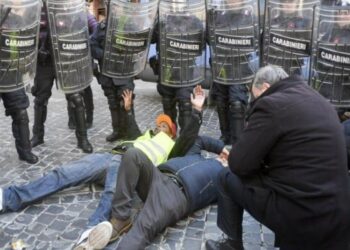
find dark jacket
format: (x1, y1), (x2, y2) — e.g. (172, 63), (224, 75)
(229, 76), (350, 248)
(342, 119), (350, 170)
(159, 136), (225, 212)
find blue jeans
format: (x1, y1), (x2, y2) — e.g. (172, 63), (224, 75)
(2, 153), (122, 227)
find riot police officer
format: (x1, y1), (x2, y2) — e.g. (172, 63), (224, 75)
(312, 0), (350, 119)
(0, 0), (40, 164)
(90, 19), (135, 142)
(152, 0), (206, 131)
(30, 3), (93, 153)
(91, 0), (158, 142)
(207, 0), (259, 144)
(67, 12), (97, 130)
(262, 0), (318, 81)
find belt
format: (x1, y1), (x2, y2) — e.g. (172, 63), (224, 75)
(166, 173), (185, 193)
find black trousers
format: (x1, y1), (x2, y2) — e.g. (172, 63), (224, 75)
(216, 168), (270, 242)
(112, 148), (188, 250)
(0, 88), (30, 116)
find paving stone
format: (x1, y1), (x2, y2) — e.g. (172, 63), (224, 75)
(185, 228), (204, 239)
(61, 228), (82, 241)
(23, 205), (46, 215)
(36, 213), (56, 225)
(15, 214), (34, 225)
(61, 195), (75, 203)
(44, 196), (60, 204)
(188, 219), (205, 229)
(45, 205), (65, 214)
(71, 218), (88, 228)
(77, 193), (93, 201)
(37, 228), (60, 241)
(0, 212), (18, 223)
(0, 231), (12, 248)
(48, 219), (70, 231)
(164, 228), (184, 241)
(25, 223), (46, 235)
(182, 238), (202, 250)
(4, 222), (25, 234)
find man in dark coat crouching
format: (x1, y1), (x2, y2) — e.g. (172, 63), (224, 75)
(207, 65), (350, 250)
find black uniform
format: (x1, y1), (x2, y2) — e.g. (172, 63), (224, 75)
(30, 9), (93, 153)
(151, 15), (201, 132)
(0, 7), (39, 164)
(90, 20), (135, 142)
(208, 8), (252, 144)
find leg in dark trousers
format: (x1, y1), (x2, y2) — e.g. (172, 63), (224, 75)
(206, 168), (270, 250)
(117, 169), (188, 250)
(30, 64), (55, 146)
(228, 84), (247, 144)
(11, 109), (39, 164)
(212, 82), (230, 144)
(111, 148), (154, 220)
(83, 86), (94, 129)
(66, 93), (93, 153)
(161, 96), (177, 125)
(2, 89), (38, 164)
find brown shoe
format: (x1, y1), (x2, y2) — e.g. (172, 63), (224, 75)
(109, 216), (132, 242)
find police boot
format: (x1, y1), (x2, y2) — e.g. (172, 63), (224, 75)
(229, 101), (245, 144)
(31, 104), (47, 147)
(162, 97), (177, 124)
(216, 104), (231, 145)
(70, 94), (93, 153)
(12, 110), (39, 164)
(178, 100), (192, 132)
(106, 108), (121, 142)
(84, 86), (94, 129)
(67, 105), (76, 130)
(86, 109), (93, 129)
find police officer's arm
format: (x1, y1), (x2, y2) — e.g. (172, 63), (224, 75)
(168, 85), (205, 159)
(122, 90), (142, 139)
(90, 22), (105, 60)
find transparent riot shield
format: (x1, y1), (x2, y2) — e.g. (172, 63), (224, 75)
(159, 0), (206, 87)
(311, 7), (350, 108)
(0, 0), (41, 92)
(263, 0), (320, 82)
(102, 0), (159, 78)
(207, 0), (260, 85)
(45, 0), (93, 94)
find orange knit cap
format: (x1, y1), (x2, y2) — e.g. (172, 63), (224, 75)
(156, 114), (177, 138)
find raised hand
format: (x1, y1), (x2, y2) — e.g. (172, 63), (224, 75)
(190, 85), (205, 112)
(122, 89), (133, 111)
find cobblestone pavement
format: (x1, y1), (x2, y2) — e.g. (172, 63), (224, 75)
(0, 79), (276, 250)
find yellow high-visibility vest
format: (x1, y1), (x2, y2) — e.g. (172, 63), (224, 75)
(134, 131), (175, 166)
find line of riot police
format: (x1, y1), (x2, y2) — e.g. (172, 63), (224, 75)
(1, 0), (350, 164)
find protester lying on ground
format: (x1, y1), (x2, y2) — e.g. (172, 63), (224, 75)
(84, 135), (230, 250)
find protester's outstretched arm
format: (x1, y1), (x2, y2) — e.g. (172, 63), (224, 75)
(122, 90), (142, 139)
(168, 85), (205, 159)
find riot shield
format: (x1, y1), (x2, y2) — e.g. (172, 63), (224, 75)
(311, 7), (350, 108)
(159, 0), (206, 87)
(207, 0), (260, 85)
(45, 0), (93, 94)
(263, 0), (320, 82)
(0, 0), (41, 92)
(102, 0), (158, 78)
